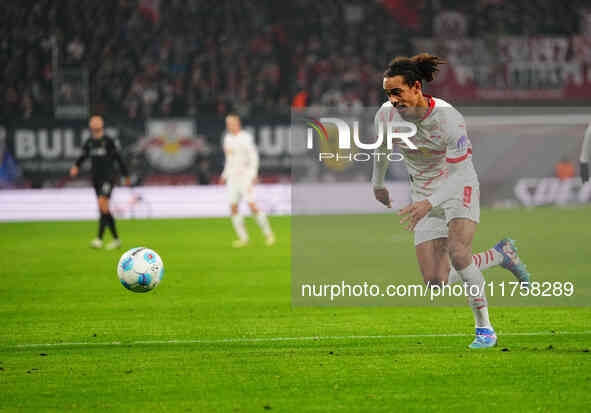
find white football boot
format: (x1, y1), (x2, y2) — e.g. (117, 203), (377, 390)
(90, 238), (104, 249)
(232, 239), (249, 248)
(106, 239), (122, 250)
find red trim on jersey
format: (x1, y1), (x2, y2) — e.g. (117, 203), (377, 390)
(420, 95), (436, 120)
(446, 148), (472, 163)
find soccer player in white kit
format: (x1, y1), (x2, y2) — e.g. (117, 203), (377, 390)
(372, 54), (531, 348)
(220, 114), (275, 248)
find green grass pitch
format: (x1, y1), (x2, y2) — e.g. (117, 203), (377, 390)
(1, 208), (591, 412)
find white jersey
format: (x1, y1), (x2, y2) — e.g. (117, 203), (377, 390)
(372, 96), (479, 206)
(221, 130), (259, 181)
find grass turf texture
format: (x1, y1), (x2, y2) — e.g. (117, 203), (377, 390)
(1, 208), (591, 412)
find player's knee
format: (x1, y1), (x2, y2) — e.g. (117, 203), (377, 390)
(248, 203), (258, 214)
(230, 204), (239, 215)
(448, 240), (471, 269)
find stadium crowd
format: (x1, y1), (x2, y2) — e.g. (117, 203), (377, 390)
(0, 0), (588, 121)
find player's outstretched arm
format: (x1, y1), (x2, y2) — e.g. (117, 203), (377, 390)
(110, 138), (129, 182)
(71, 140), (90, 177)
(372, 153), (392, 208)
(372, 109), (392, 207)
(246, 135), (259, 185)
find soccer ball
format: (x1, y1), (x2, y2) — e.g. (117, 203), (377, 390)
(117, 247), (164, 293)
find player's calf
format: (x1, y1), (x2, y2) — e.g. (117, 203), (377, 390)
(230, 212), (249, 247)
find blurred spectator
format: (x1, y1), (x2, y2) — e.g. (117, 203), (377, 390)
(292, 89), (308, 109)
(555, 157), (576, 181)
(66, 36), (85, 62)
(0, 0), (588, 120)
(0, 132), (21, 188)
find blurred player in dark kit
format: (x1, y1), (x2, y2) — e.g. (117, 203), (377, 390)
(70, 116), (130, 249)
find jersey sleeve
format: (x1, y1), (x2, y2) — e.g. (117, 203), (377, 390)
(75, 139), (90, 167)
(443, 116), (471, 164)
(371, 106), (391, 189)
(426, 112), (477, 207)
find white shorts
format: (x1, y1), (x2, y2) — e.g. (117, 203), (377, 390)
(227, 177), (255, 205)
(414, 186), (480, 246)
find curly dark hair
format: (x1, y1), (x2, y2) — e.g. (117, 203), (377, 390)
(384, 53), (446, 88)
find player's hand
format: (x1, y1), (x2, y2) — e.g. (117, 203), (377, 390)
(252, 177), (258, 185)
(219, 176), (226, 185)
(124, 176), (131, 186)
(373, 187), (392, 208)
(397, 200), (432, 231)
(69, 166), (78, 177)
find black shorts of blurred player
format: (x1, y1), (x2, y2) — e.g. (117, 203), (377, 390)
(94, 180), (114, 199)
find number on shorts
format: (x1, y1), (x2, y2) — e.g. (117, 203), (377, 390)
(463, 186), (472, 207)
(102, 182), (111, 194)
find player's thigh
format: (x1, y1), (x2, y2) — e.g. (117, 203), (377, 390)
(97, 196), (109, 212)
(414, 209), (449, 284)
(226, 179), (245, 205)
(447, 218), (477, 246)
(244, 182), (256, 204)
(415, 238), (450, 285)
(443, 186), (480, 266)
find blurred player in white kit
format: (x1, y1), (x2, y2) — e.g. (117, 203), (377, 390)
(220, 114), (275, 248)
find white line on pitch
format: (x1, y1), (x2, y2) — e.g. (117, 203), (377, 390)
(7, 330), (591, 349)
